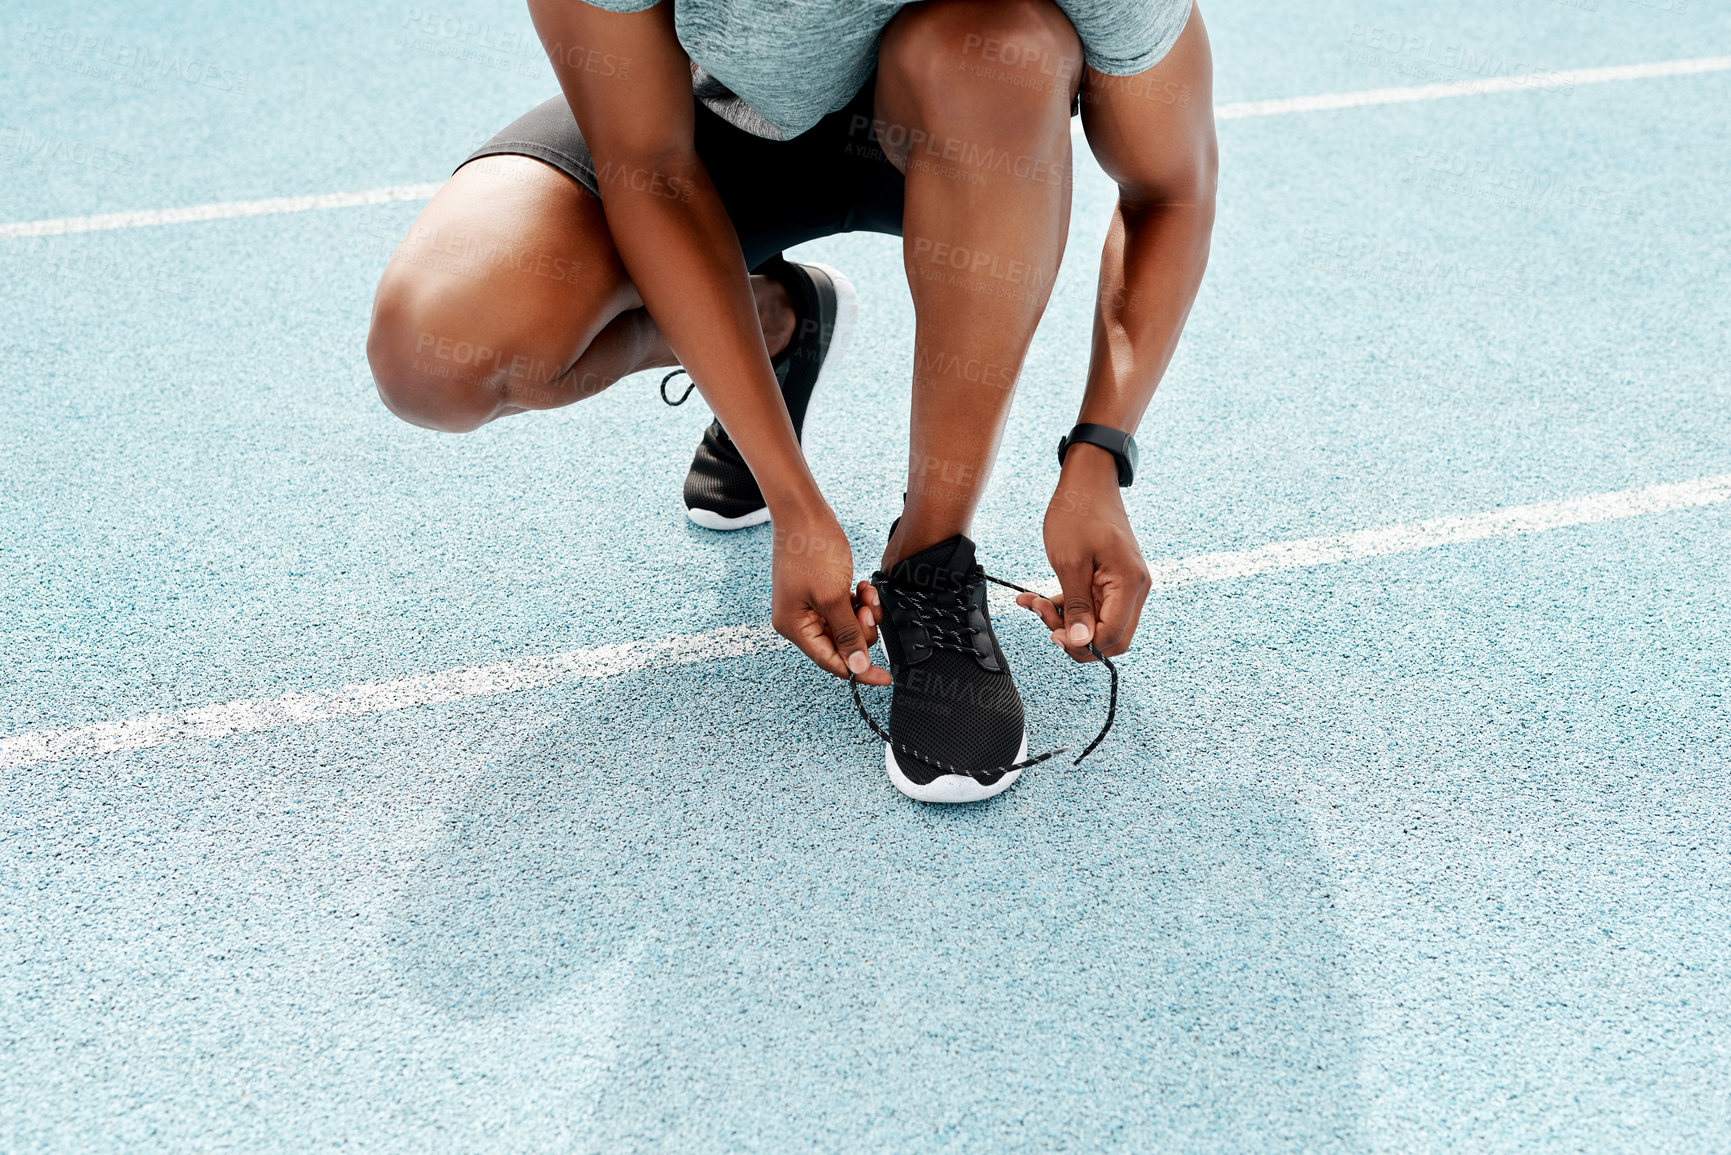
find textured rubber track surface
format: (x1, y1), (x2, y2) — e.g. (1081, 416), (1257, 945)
(3, 0), (1730, 1149)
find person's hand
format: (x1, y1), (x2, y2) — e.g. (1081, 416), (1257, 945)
(1016, 444), (1151, 662)
(770, 506), (891, 685)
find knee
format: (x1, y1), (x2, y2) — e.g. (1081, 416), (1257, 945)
(1144, 129), (1218, 214)
(1187, 134), (1220, 215)
(367, 272), (518, 433)
(881, 0), (1083, 136)
(1114, 109), (1218, 215)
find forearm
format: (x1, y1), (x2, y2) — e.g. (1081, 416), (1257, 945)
(598, 171), (822, 516)
(528, 0), (823, 519)
(1074, 194), (1213, 437)
(1039, 194), (1209, 654)
(1071, 5), (1217, 447)
(1030, 9), (1215, 658)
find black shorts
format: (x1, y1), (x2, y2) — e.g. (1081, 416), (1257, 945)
(459, 78), (906, 272)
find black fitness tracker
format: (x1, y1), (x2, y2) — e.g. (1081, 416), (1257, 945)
(1057, 423), (1138, 487)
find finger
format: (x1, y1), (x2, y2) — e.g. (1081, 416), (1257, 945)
(824, 595), (891, 685)
(1051, 628), (1097, 663)
(855, 599), (879, 648)
(1094, 570), (1150, 657)
(778, 610), (851, 679)
(1091, 579), (1130, 655)
(1015, 592), (1065, 633)
(855, 580), (882, 630)
(1107, 574), (1150, 658)
(1053, 560), (1099, 661)
(1109, 593), (1147, 659)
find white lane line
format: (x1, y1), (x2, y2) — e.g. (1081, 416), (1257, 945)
(4, 472), (1727, 771)
(0, 624), (778, 771)
(4, 53), (1726, 240)
(0, 183), (443, 240)
(1211, 54), (1731, 121)
(1021, 471), (1731, 599)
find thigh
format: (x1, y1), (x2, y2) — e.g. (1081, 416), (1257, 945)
(447, 85), (905, 290)
(383, 151), (638, 358)
(369, 153), (640, 428)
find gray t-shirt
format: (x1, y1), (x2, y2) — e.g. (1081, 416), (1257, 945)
(581, 0), (1191, 140)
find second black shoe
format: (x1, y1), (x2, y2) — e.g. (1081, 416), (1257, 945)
(870, 534), (1028, 803)
(679, 257), (857, 530)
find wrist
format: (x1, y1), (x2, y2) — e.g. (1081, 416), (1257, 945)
(1058, 421), (1138, 487)
(1058, 441), (1122, 487)
(1051, 444), (1125, 521)
(763, 478), (832, 525)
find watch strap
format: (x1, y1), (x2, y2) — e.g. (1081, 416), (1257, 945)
(1057, 422), (1137, 487)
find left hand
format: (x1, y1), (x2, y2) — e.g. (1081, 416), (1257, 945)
(769, 504), (891, 686)
(1016, 444), (1152, 662)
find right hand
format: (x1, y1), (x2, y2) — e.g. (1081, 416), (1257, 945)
(769, 507), (890, 686)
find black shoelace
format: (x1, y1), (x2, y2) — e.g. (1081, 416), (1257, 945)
(656, 377), (1111, 780)
(848, 572), (1118, 782)
(660, 368), (697, 406)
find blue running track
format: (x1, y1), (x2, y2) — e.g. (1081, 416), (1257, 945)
(2, 0), (1729, 1149)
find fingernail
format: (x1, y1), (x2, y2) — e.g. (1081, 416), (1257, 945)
(847, 650), (869, 674)
(1069, 622), (1090, 644)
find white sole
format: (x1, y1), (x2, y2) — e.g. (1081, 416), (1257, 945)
(801, 261), (858, 426)
(684, 262), (858, 533)
(885, 731), (1028, 804)
(685, 505), (772, 531)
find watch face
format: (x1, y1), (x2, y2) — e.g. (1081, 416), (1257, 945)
(1124, 436), (1138, 475)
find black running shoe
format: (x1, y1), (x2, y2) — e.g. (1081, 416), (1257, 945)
(869, 534), (1029, 803)
(677, 257), (857, 530)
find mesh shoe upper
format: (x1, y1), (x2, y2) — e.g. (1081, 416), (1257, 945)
(871, 534), (1026, 786)
(682, 420), (764, 521)
(682, 256), (840, 522)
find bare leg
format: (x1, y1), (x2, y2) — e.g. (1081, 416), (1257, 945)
(367, 154), (795, 433)
(873, 0), (1083, 567)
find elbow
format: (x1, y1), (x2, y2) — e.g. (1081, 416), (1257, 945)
(579, 119), (700, 189)
(586, 143), (704, 205)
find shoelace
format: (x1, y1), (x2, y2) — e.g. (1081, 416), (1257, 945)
(655, 380), (1112, 779)
(848, 572), (1118, 782)
(660, 368), (697, 406)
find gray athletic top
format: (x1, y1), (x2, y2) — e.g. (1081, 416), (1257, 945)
(580, 0), (1192, 140)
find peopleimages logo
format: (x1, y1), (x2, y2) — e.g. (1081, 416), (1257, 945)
(1401, 146), (1639, 220)
(1344, 25), (1574, 92)
(910, 237), (1045, 286)
(1300, 226), (1527, 300)
(591, 160), (695, 202)
(16, 21), (248, 92)
(901, 667), (1020, 714)
(399, 8), (538, 57)
(913, 349), (1018, 392)
(847, 116), (1067, 187)
(0, 125), (133, 174)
